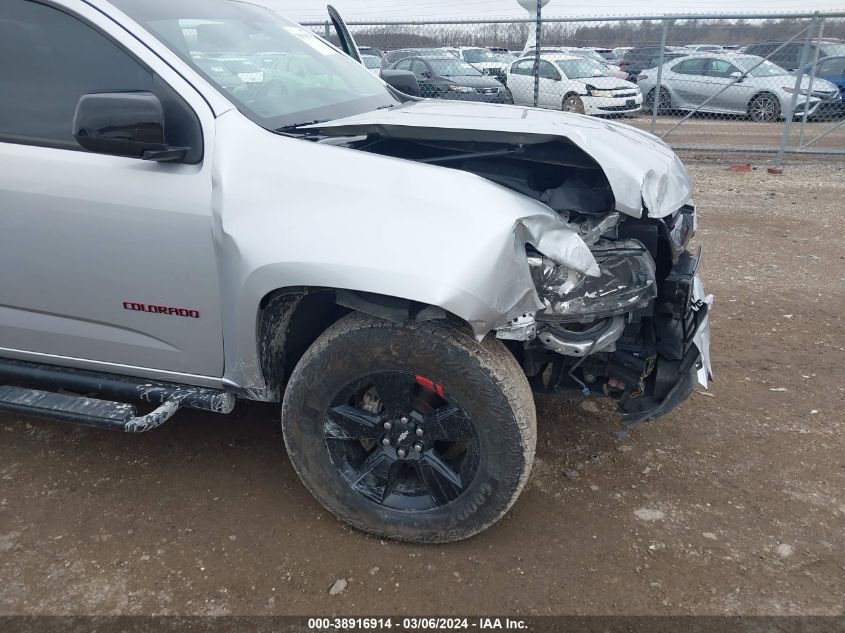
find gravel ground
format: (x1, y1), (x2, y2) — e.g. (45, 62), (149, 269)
(626, 114), (845, 152)
(1, 161), (844, 617)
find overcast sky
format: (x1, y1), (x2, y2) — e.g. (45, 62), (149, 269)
(267, 0), (844, 22)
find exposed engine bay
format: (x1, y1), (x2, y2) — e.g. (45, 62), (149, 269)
(339, 135), (712, 424)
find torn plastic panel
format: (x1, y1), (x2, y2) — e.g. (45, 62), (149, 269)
(529, 240), (657, 323)
(660, 205), (697, 263)
(692, 276), (714, 389)
(517, 215), (600, 278)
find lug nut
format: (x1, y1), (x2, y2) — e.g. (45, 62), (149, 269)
(383, 421), (392, 430)
(400, 416), (409, 424)
(415, 427), (424, 437)
(397, 448), (407, 459)
(413, 443), (423, 453)
(382, 438), (391, 446)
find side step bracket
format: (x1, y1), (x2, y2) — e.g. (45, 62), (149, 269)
(0, 385), (180, 433)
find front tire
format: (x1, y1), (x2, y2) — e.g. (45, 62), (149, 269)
(748, 92), (781, 122)
(281, 314), (537, 543)
(561, 94), (586, 114)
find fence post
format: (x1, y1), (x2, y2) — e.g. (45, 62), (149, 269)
(775, 17), (815, 167)
(650, 19), (669, 134)
(799, 18), (825, 148)
(532, 0), (543, 108)
(324, 21), (331, 40)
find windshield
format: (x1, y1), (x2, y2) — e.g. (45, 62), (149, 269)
(735, 56), (789, 77)
(362, 55), (381, 69)
(428, 59), (483, 76)
(110, 0), (398, 130)
(555, 58), (608, 79)
(568, 49), (605, 63)
(463, 48), (498, 64)
(820, 44), (845, 58)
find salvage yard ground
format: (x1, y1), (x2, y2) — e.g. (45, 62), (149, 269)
(1, 162), (844, 616)
(628, 114), (845, 153)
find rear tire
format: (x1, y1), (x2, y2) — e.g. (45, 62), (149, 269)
(646, 87), (671, 114)
(281, 314), (536, 543)
(748, 92), (781, 122)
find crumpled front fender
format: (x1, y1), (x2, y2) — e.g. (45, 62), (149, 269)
(211, 112), (596, 394)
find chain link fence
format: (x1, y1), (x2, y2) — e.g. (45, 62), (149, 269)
(303, 11), (845, 160)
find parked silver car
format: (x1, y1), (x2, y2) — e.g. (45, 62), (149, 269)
(0, 0), (712, 543)
(638, 53), (841, 122)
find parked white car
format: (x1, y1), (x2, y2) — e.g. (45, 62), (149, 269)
(452, 47), (510, 82)
(555, 47), (630, 80)
(684, 44), (726, 53)
(508, 54), (643, 115)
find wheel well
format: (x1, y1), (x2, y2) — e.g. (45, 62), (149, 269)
(256, 288), (452, 399)
(748, 91), (780, 107)
(258, 289), (344, 399)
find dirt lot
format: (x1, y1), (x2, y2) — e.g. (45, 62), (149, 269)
(628, 114), (845, 153)
(1, 161), (844, 617)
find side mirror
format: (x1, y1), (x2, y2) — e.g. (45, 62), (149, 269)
(730, 71), (744, 82)
(380, 69), (421, 97)
(73, 92), (188, 162)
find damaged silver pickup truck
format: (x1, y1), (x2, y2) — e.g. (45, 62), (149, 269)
(0, 0), (711, 542)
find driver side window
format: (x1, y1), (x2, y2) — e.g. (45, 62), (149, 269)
(818, 58), (845, 76)
(538, 61), (561, 81)
(673, 58), (709, 76)
(0, 0), (153, 149)
(707, 60), (739, 78)
(512, 60), (534, 76)
(409, 59), (429, 78)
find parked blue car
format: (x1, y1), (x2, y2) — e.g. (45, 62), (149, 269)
(803, 56), (845, 118)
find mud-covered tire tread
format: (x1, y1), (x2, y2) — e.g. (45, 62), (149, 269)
(281, 313), (536, 543)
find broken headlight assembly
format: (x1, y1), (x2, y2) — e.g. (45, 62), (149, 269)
(529, 239), (657, 323)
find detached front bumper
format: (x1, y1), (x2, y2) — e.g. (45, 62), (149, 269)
(510, 234), (713, 425)
(584, 93), (644, 115)
(618, 251), (713, 425)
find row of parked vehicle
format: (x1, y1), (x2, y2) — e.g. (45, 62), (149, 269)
(356, 41), (845, 122)
(358, 45), (645, 115)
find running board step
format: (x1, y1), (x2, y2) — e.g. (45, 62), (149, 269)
(0, 357), (235, 414)
(0, 385), (179, 433)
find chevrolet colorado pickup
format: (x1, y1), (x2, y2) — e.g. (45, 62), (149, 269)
(0, 0), (712, 542)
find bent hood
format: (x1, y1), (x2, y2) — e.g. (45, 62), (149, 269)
(307, 100), (692, 218)
(579, 76), (639, 90)
(470, 61), (509, 72)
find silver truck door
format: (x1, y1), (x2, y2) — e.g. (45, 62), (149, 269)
(0, 0), (224, 381)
